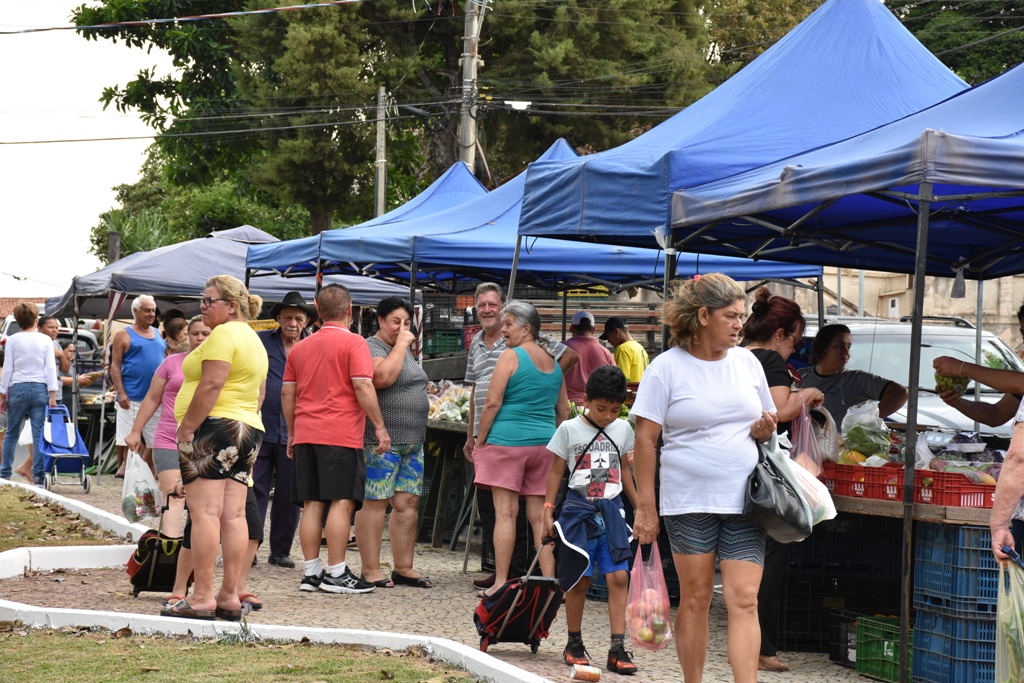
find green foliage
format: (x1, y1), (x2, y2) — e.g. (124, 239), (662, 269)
(477, 0), (714, 178)
(89, 149), (307, 262)
(890, 0), (1024, 84)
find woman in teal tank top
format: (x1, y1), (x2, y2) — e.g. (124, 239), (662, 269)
(472, 300), (568, 595)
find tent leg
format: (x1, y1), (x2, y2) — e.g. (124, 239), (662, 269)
(662, 248), (678, 352)
(508, 236), (522, 299)
(899, 182), (932, 683)
(817, 274), (825, 326)
(561, 288), (568, 341)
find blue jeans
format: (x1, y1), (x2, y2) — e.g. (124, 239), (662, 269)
(1, 382), (48, 481)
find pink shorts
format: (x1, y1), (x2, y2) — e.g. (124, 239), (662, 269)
(473, 443), (553, 496)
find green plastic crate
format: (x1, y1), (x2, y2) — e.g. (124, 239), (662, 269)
(855, 615), (912, 683)
(422, 329), (463, 355)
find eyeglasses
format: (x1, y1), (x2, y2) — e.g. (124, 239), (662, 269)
(200, 297), (227, 307)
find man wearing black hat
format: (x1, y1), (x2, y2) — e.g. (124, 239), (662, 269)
(600, 316), (649, 383)
(254, 291), (316, 568)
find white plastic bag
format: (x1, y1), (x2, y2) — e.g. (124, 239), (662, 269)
(121, 451), (162, 522)
(782, 456), (838, 525)
(810, 406), (840, 463)
(18, 420), (33, 446)
(841, 400), (892, 457)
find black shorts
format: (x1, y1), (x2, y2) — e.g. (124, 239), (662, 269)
(291, 444), (365, 510)
(178, 416), (263, 485)
(181, 487), (263, 549)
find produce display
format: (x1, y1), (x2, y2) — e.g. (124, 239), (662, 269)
(427, 381), (470, 423)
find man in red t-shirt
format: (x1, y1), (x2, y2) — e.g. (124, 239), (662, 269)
(562, 310), (614, 405)
(282, 284), (390, 595)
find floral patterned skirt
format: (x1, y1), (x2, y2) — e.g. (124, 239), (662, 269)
(177, 416), (263, 485)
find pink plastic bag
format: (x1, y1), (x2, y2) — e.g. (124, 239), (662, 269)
(790, 401), (823, 478)
(626, 543), (674, 651)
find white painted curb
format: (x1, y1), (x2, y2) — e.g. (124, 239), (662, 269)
(0, 478), (150, 542)
(0, 600), (550, 683)
(0, 480), (554, 683)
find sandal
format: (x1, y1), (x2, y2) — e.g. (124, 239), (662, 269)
(161, 595), (186, 608)
(162, 598), (215, 620)
(360, 574), (394, 588)
(391, 570), (433, 589)
(215, 603), (251, 622)
(238, 592), (263, 610)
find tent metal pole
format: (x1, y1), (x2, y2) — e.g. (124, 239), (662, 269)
(662, 248), (678, 352)
(561, 287), (568, 342)
(409, 262), (420, 364)
(508, 236), (522, 299)
(899, 182), (932, 683)
(817, 275), (825, 327)
(974, 281), (984, 431)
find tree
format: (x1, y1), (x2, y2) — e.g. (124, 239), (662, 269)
(889, 0), (1024, 84)
(88, 148), (308, 262)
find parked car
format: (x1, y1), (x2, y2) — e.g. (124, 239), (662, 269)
(794, 316), (1024, 443)
(0, 314), (100, 364)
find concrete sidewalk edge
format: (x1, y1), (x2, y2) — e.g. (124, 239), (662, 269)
(0, 600), (551, 683)
(0, 481), (553, 683)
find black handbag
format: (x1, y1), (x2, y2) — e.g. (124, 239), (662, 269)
(743, 438), (812, 544)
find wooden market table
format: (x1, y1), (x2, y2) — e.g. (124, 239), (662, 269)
(832, 495), (990, 525)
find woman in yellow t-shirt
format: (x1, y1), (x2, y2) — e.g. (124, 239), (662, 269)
(164, 275), (268, 622)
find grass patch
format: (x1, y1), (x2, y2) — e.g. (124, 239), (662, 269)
(0, 623), (478, 683)
(0, 487), (122, 552)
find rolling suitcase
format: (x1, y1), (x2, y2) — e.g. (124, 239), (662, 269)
(474, 545), (563, 653)
(126, 500), (186, 597)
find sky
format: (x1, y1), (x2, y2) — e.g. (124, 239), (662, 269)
(0, 1), (171, 300)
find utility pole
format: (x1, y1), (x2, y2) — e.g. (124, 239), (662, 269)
(459, 0), (487, 173)
(375, 85), (387, 217)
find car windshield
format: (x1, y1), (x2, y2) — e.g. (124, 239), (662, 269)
(847, 333), (1024, 391)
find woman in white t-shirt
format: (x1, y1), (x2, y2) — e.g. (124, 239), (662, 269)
(631, 273), (777, 683)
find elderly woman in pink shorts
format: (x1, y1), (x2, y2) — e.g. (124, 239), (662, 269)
(471, 300), (568, 597)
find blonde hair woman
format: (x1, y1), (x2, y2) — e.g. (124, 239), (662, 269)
(631, 273), (777, 683)
(164, 276), (268, 621)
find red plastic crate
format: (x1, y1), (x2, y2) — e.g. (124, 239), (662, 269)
(825, 462), (870, 498)
(463, 325), (482, 349)
(913, 470), (994, 508)
(864, 465), (906, 502)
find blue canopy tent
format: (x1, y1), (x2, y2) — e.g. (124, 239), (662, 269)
(248, 140), (822, 294)
(516, 0), (967, 251)
(247, 162), (488, 279)
(670, 60), (1024, 682)
(47, 226), (413, 319)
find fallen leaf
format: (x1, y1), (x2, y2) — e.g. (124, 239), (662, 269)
(141, 667), (161, 672)
(113, 627), (132, 639)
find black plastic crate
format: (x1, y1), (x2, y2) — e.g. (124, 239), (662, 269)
(778, 575), (902, 652)
(829, 609), (862, 668)
(788, 514), (903, 580)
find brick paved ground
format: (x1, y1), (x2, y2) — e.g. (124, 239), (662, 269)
(0, 476), (872, 683)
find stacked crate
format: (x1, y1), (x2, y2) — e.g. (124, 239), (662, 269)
(912, 523), (997, 683)
(779, 514), (903, 652)
(420, 293), (463, 356)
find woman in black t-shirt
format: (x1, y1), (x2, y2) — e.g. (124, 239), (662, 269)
(741, 287), (824, 673)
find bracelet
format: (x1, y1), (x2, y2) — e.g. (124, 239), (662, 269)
(959, 361), (966, 377)
(543, 502), (556, 511)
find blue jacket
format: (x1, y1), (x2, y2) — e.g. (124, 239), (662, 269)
(554, 490), (632, 593)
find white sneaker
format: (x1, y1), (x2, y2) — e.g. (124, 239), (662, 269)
(319, 567), (376, 594)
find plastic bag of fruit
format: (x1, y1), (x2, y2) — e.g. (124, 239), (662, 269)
(790, 402), (823, 477)
(626, 543), (674, 651)
(121, 450), (162, 522)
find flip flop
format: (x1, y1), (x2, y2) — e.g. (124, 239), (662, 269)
(392, 571), (432, 588)
(360, 574), (394, 588)
(161, 595), (186, 608)
(215, 603), (251, 621)
(162, 598), (215, 620)
(239, 592), (263, 610)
